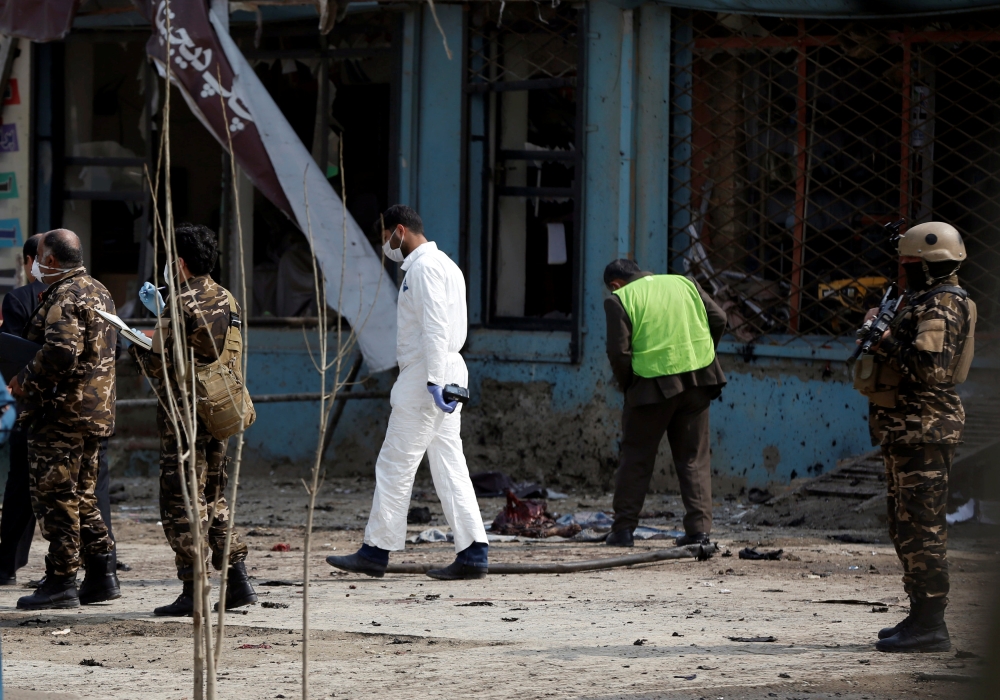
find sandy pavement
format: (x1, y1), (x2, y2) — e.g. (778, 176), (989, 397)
(0, 477), (996, 700)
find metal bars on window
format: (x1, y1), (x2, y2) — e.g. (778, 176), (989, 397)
(466, 2), (583, 332)
(670, 12), (1000, 352)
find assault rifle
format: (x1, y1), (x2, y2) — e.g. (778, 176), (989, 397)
(850, 284), (902, 361)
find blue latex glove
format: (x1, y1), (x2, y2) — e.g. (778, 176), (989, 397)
(0, 374), (16, 446)
(139, 281), (165, 315)
(427, 384), (457, 414)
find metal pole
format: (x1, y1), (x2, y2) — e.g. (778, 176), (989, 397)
(789, 19), (808, 332)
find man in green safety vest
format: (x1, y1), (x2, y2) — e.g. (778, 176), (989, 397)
(603, 259), (728, 548)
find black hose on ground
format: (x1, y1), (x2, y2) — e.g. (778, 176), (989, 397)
(384, 543), (717, 574)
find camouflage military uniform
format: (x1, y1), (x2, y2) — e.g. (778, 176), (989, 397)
(869, 275), (972, 600)
(15, 271), (117, 578)
(129, 275), (247, 579)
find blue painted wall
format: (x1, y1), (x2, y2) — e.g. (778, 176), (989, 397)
(102, 0), (889, 491)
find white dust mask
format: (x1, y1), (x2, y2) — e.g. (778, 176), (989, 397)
(382, 229), (405, 263)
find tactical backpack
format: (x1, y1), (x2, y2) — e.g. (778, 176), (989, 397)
(152, 291), (256, 439)
(194, 292), (256, 439)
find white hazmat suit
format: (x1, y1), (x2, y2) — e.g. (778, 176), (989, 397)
(363, 242), (488, 554)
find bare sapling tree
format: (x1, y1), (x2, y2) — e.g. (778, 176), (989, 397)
(212, 68), (254, 665)
(299, 138), (385, 699)
(142, 5), (218, 694)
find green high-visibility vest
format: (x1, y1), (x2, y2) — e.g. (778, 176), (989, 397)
(613, 275), (716, 378)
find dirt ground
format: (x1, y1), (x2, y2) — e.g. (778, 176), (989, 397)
(1, 476), (998, 700)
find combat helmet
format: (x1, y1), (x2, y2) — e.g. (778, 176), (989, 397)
(897, 221), (966, 262)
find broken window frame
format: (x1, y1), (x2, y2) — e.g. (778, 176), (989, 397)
(669, 10), (1000, 352)
(462, 2), (586, 349)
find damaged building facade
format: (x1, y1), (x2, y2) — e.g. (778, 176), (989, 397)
(0, 0), (997, 493)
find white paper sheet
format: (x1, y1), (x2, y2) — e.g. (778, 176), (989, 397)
(547, 222), (567, 265)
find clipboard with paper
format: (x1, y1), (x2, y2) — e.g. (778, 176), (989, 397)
(96, 309), (152, 350)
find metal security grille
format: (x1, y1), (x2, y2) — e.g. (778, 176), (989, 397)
(466, 2), (583, 330)
(670, 12), (1000, 350)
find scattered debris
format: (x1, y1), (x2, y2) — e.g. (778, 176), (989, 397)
(271, 543), (291, 552)
(634, 526), (685, 540)
(872, 606), (889, 613)
(739, 547), (783, 560)
(728, 636), (776, 643)
(470, 472), (563, 499)
(80, 659), (103, 667)
(915, 672), (976, 683)
(389, 638), (412, 645)
(633, 639), (647, 646)
(955, 650), (979, 659)
(408, 528), (451, 544)
(52, 641), (71, 646)
(828, 534), (877, 544)
(407, 506), (432, 525)
(696, 665), (717, 670)
(859, 659), (870, 665)
(237, 644), (272, 650)
(51, 628), (71, 636)
(672, 632), (683, 637)
(813, 599), (888, 606)
(116, 561), (132, 572)
(748, 488), (772, 504)
(778, 673), (791, 678)
(425, 594), (439, 600)
(490, 492), (581, 538)
(674, 674), (697, 680)
(246, 528), (274, 537)
(259, 580), (301, 586)
(502, 617), (519, 622)
(638, 510), (675, 519)
(456, 601), (493, 607)
(786, 515), (806, 527)
(261, 602), (289, 609)
(18, 618), (51, 627)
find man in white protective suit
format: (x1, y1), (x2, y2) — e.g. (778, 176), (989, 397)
(327, 205), (490, 581)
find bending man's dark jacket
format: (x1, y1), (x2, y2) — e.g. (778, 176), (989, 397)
(604, 271), (728, 407)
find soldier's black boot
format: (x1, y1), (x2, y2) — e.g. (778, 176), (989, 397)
(154, 580), (195, 617)
(17, 571), (79, 610)
(79, 552), (121, 604)
(222, 561), (258, 610)
(878, 596), (920, 640)
(876, 597), (950, 653)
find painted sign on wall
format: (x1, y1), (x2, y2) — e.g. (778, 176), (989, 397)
(0, 46), (30, 298)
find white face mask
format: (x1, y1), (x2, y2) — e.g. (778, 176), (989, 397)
(382, 228), (405, 263)
(31, 257), (80, 282)
(163, 262), (170, 281)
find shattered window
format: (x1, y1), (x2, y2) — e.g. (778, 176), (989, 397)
(671, 12), (1000, 351)
(467, 2), (582, 327)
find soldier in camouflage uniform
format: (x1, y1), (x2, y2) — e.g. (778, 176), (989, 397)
(128, 223), (256, 616)
(7, 229), (121, 610)
(865, 222), (975, 653)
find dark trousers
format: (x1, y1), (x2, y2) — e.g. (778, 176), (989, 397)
(612, 386), (714, 536)
(882, 443), (952, 600)
(0, 421), (115, 575)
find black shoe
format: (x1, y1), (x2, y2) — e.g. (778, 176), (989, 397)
(0, 569), (16, 586)
(426, 561), (488, 580)
(879, 596), (919, 640)
(876, 597), (951, 653)
(675, 533), (710, 547)
(154, 580), (195, 617)
(221, 561), (257, 610)
(17, 573), (79, 610)
(79, 552), (121, 605)
(606, 529), (635, 547)
(326, 552), (386, 578)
